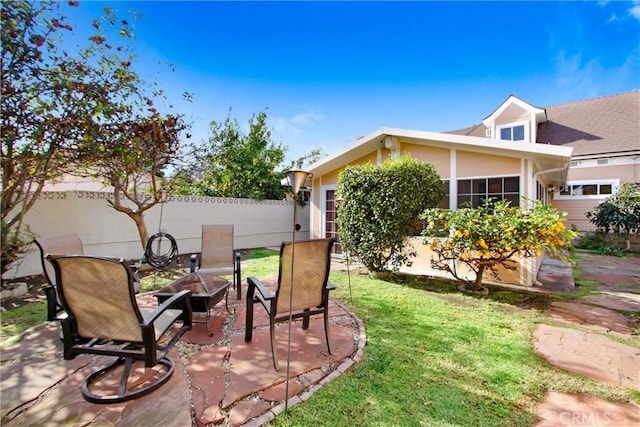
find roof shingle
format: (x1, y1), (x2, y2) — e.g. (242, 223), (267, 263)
(538, 91), (639, 157)
(448, 91), (639, 157)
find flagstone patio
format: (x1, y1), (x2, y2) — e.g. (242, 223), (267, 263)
(0, 287), (366, 426)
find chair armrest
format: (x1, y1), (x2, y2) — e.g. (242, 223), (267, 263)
(326, 281), (336, 291)
(247, 276), (275, 300)
(42, 284), (64, 321)
(143, 290), (192, 326)
(190, 254), (198, 273)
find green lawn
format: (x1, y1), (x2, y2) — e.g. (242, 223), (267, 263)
(271, 268), (639, 426)
(2, 248), (638, 426)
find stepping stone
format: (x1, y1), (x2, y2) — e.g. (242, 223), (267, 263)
(581, 294), (640, 312)
(534, 391), (640, 426)
(533, 324), (640, 391)
(544, 302), (633, 335)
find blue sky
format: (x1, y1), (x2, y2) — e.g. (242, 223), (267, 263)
(68, 1), (640, 165)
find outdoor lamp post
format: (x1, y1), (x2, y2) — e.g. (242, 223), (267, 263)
(158, 188), (169, 203)
(335, 196), (353, 303)
(157, 188), (170, 246)
(283, 168), (312, 411)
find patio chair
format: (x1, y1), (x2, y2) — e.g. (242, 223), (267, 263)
(245, 238), (335, 370)
(190, 224), (242, 299)
(46, 254), (192, 403)
(35, 233), (84, 321)
(35, 233), (141, 321)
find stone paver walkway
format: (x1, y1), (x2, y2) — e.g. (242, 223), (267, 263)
(533, 251), (640, 426)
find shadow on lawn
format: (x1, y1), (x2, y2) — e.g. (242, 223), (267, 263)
(383, 272), (557, 311)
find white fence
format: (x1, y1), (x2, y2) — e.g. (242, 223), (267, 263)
(4, 191), (310, 280)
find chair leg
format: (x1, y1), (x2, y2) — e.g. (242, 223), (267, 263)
(235, 266), (242, 300)
(302, 308), (310, 329)
(245, 301), (254, 343)
(270, 320), (279, 371)
(324, 307), (332, 355)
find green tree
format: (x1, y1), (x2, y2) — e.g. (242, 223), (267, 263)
(336, 156), (445, 274)
(586, 182), (640, 251)
(1, 1), (189, 278)
(289, 148), (323, 169)
(188, 110), (287, 199)
(2, 0), (77, 278)
(421, 199), (578, 294)
(84, 115), (189, 247)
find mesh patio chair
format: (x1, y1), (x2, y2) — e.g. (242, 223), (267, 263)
(245, 238), (335, 370)
(190, 224), (242, 299)
(47, 254), (192, 403)
(35, 234), (140, 321)
(35, 233), (84, 321)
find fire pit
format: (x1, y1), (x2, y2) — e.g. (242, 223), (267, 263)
(155, 272), (230, 336)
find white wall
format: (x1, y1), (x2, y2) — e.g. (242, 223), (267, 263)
(4, 191), (310, 280)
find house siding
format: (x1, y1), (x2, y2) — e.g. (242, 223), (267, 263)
(550, 197), (598, 231)
(495, 103), (530, 126)
(567, 162), (639, 183)
(402, 144), (450, 176)
(307, 91), (637, 286)
(456, 151), (521, 177)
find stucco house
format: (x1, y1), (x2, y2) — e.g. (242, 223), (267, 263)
(305, 90), (639, 286)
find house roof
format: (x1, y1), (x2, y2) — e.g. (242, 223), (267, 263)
(538, 90), (640, 158)
(449, 91), (639, 158)
(308, 91), (637, 187)
(308, 127), (573, 186)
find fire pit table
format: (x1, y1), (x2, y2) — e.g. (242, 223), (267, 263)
(155, 271), (231, 336)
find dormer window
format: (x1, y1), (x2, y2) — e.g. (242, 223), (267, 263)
(497, 121), (528, 142)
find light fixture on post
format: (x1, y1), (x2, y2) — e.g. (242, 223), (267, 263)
(335, 196), (352, 304)
(283, 168), (312, 411)
(159, 188), (169, 204)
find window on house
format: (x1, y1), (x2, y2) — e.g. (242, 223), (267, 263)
(558, 181), (616, 198)
(499, 124), (526, 142)
(457, 176), (520, 208)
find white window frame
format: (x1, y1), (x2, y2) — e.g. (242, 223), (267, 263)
(554, 179), (619, 200)
(497, 121), (529, 142)
(455, 175), (520, 208)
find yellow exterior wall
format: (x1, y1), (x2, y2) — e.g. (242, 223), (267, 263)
(456, 151), (521, 177)
(401, 144), (450, 177)
(311, 143), (539, 286)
